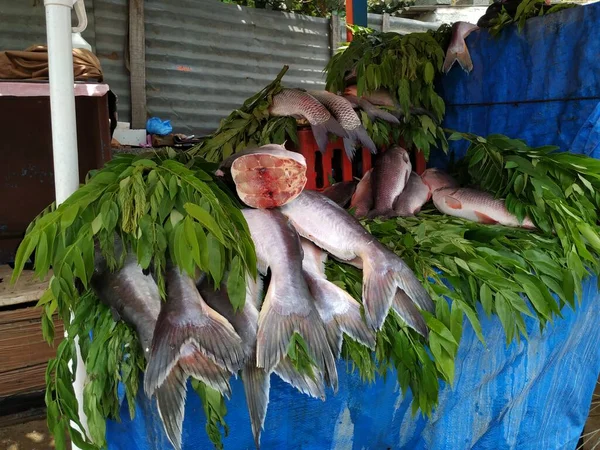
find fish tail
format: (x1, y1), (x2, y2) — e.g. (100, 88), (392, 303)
(144, 309), (243, 396)
(311, 117), (347, 153)
(392, 290), (429, 338)
(308, 276), (375, 352)
(274, 357), (326, 400)
(349, 126), (377, 155)
(256, 290), (337, 390)
(443, 35), (474, 74)
(241, 359), (270, 449)
(362, 248), (433, 332)
(342, 138), (357, 161)
(155, 368), (187, 450)
(358, 97), (400, 124)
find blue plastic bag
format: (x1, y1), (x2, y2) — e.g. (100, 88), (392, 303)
(146, 117), (172, 136)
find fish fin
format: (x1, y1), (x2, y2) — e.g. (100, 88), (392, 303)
(155, 367), (187, 450)
(178, 346), (232, 397)
(144, 309), (243, 396)
(392, 289), (429, 338)
(311, 117), (347, 153)
(307, 275), (375, 351)
(362, 248), (434, 330)
(366, 209), (396, 219)
(241, 361), (270, 449)
(256, 295), (336, 385)
(274, 357), (326, 400)
(342, 138), (358, 161)
(474, 211), (498, 225)
(444, 196), (463, 209)
(349, 126), (377, 155)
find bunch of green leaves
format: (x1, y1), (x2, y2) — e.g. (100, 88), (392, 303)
(328, 211), (573, 415)
(325, 26), (448, 158)
(189, 65), (298, 162)
(11, 149), (257, 448)
(486, 0), (579, 36)
(455, 132), (600, 285)
(192, 380), (229, 450)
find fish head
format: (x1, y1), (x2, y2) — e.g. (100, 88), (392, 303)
(344, 85), (358, 97)
(421, 168), (459, 194)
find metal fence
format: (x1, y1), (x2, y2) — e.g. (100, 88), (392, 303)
(0, 0), (441, 134)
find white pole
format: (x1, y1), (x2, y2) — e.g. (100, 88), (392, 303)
(44, 1), (89, 447)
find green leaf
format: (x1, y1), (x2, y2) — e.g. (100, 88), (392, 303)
(226, 256), (246, 311)
(423, 61), (435, 84)
(207, 234), (224, 285)
(184, 203), (225, 245)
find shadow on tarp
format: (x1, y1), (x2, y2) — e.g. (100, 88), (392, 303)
(107, 3), (600, 448)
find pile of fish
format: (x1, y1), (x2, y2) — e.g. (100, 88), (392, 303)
(319, 148), (535, 228)
(91, 144), (436, 449)
(268, 86), (434, 160)
(91, 136), (537, 449)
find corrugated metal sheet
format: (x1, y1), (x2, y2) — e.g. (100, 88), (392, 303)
(0, 0), (96, 51)
(94, 0), (131, 123)
(144, 0), (331, 134)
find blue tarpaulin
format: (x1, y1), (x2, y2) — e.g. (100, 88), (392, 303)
(106, 4), (600, 449)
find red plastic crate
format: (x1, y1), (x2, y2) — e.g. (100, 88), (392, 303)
(286, 127), (427, 191)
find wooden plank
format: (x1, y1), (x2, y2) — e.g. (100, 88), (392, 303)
(0, 307), (64, 374)
(0, 364), (47, 398)
(0, 266), (52, 308)
(129, 0), (147, 129)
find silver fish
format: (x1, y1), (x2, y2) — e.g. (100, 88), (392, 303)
(421, 168), (460, 196)
(350, 169), (374, 218)
(443, 22), (479, 74)
(279, 190), (432, 334)
(432, 187), (536, 228)
(144, 265), (244, 450)
(301, 239), (375, 355)
(244, 274), (326, 401)
(369, 146), (412, 218)
(241, 208), (338, 390)
(393, 171), (430, 216)
(269, 89), (348, 153)
(344, 93), (400, 125)
(217, 144), (307, 209)
(308, 90), (376, 159)
(321, 180), (358, 208)
(91, 244), (160, 361)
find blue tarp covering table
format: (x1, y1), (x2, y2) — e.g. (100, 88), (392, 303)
(106, 4), (600, 449)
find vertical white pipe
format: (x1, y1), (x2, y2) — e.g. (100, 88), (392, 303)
(44, 1), (89, 447)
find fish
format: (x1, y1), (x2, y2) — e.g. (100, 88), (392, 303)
(195, 275), (269, 449)
(432, 187), (536, 228)
(241, 208), (338, 390)
(143, 265), (244, 449)
(279, 190), (432, 333)
(368, 146), (412, 218)
(443, 22), (479, 74)
(301, 239), (375, 355)
(393, 171), (431, 216)
(344, 86), (397, 108)
(93, 243), (234, 450)
(344, 87), (439, 123)
(244, 273), (326, 401)
(420, 168), (460, 197)
(269, 88), (348, 153)
(90, 241), (161, 362)
(344, 94), (401, 124)
(349, 169), (374, 218)
(217, 144), (307, 209)
(307, 90), (377, 159)
(321, 180), (358, 208)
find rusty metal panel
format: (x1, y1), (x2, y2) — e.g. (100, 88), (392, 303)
(0, 0), (96, 51)
(94, 0), (131, 123)
(144, 0), (331, 134)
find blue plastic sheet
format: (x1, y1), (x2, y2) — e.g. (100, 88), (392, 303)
(106, 4), (600, 449)
(146, 117), (173, 136)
